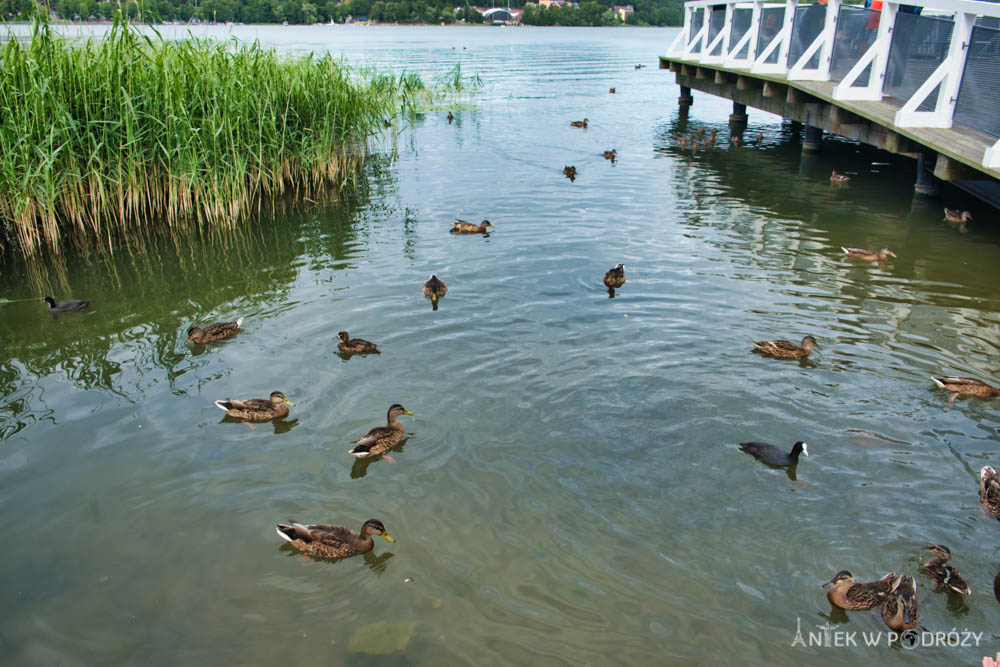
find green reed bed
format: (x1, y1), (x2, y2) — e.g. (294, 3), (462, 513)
(0, 15), (412, 256)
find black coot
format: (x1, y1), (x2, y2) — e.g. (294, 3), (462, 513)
(739, 441), (808, 468)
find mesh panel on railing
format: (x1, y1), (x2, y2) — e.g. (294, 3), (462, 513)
(728, 8), (754, 60)
(689, 7), (705, 54)
(756, 6), (786, 64)
(830, 7), (882, 86)
(788, 4), (821, 70)
(954, 24), (1000, 138)
(884, 13), (954, 112)
(707, 7), (727, 56)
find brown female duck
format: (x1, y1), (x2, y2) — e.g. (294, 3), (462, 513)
(602, 149), (617, 161)
(944, 208), (972, 224)
(276, 518), (395, 558)
(980, 466), (1000, 520)
(451, 219), (494, 234)
(932, 376), (1000, 403)
(423, 275), (447, 304)
(349, 404), (413, 459)
(921, 545), (970, 595)
(830, 170), (851, 185)
(337, 331), (379, 355)
(842, 246), (896, 262)
(603, 263), (625, 288)
(751, 335), (820, 359)
(824, 570), (896, 611)
(214, 391), (293, 421)
(570, 118), (589, 128)
(881, 574), (919, 632)
(187, 317), (243, 344)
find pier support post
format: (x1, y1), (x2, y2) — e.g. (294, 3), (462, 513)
(802, 125), (823, 153)
(914, 152), (940, 197)
(729, 101), (748, 123)
(678, 86), (693, 107)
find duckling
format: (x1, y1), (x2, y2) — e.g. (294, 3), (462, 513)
(603, 263), (625, 288)
(751, 335), (820, 359)
(337, 331), (379, 355)
(214, 391), (293, 421)
(43, 296), (89, 312)
(932, 376), (1000, 403)
(980, 466), (1000, 520)
(842, 246), (896, 262)
(563, 166), (578, 181)
(423, 275), (447, 304)
(447, 111), (454, 124)
(602, 150), (617, 162)
(830, 170), (851, 185)
(881, 574), (919, 632)
(451, 219), (494, 234)
(276, 518), (395, 558)
(570, 118), (589, 128)
(187, 317), (243, 344)
(921, 545), (970, 595)
(739, 441), (807, 468)
(944, 208), (972, 224)
(704, 129), (717, 148)
(824, 571), (897, 611)
(696, 127), (705, 138)
(609, 87), (615, 94)
(731, 134), (742, 147)
(349, 404), (413, 459)
(755, 132), (764, 145)
(678, 137), (688, 149)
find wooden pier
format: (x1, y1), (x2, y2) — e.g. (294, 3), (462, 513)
(660, 0), (1000, 195)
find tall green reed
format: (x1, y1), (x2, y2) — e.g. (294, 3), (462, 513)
(0, 12), (410, 256)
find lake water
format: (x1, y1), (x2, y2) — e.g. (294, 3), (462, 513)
(2, 23), (1000, 666)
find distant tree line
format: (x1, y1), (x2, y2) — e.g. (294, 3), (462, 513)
(4, 0), (679, 25)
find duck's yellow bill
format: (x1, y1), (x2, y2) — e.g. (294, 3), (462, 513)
(381, 533), (396, 543)
(283, 399), (296, 406)
(403, 410), (414, 415)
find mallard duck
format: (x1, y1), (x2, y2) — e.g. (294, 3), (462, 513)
(830, 170), (851, 185)
(842, 246), (896, 262)
(755, 133), (764, 145)
(447, 111), (454, 124)
(980, 466), (1000, 520)
(383, 118), (391, 128)
(214, 391), (293, 421)
(731, 134), (742, 147)
(881, 574), (919, 632)
(635, 64), (646, 69)
(932, 376), (1000, 403)
(423, 275), (447, 304)
(451, 219), (494, 234)
(570, 118), (589, 128)
(824, 570), (896, 611)
(43, 296), (89, 312)
(739, 441), (807, 468)
(678, 137), (688, 148)
(276, 518), (395, 558)
(187, 317), (243, 344)
(944, 208), (972, 224)
(349, 404), (413, 459)
(602, 149), (617, 161)
(337, 331), (379, 355)
(696, 127), (705, 137)
(563, 166), (577, 181)
(609, 87), (615, 94)
(921, 545), (970, 595)
(751, 335), (819, 359)
(603, 263), (625, 288)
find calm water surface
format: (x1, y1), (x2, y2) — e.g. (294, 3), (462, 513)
(2, 24), (1000, 666)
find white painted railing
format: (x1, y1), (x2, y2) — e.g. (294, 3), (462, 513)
(666, 0), (1000, 170)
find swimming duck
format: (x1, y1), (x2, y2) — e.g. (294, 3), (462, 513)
(563, 166), (578, 181)
(842, 246), (896, 262)
(214, 391), (293, 421)
(570, 118), (589, 128)
(755, 133), (764, 145)
(980, 466), (1000, 520)
(447, 111), (454, 124)
(423, 275), (447, 304)
(603, 263), (625, 288)
(187, 317), (243, 344)
(824, 571), (896, 611)
(921, 545), (970, 595)
(337, 331), (379, 355)
(739, 441), (807, 468)
(635, 64), (646, 69)
(830, 170), (851, 185)
(730, 134), (742, 147)
(944, 208), (972, 224)
(751, 335), (820, 359)
(602, 149), (617, 161)
(932, 376), (1000, 403)
(609, 87), (615, 94)
(696, 127), (705, 137)
(678, 137), (688, 149)
(881, 574), (919, 632)
(276, 518), (395, 558)
(451, 219), (494, 234)
(349, 404), (413, 459)
(43, 296), (89, 312)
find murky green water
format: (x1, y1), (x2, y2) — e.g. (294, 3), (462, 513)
(2, 24), (1000, 666)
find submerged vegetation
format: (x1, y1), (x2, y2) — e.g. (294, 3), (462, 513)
(0, 13), (417, 256)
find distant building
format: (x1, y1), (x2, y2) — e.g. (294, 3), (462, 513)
(613, 4), (634, 21)
(483, 7), (522, 23)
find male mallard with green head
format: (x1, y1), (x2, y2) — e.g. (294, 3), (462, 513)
(349, 404), (413, 460)
(751, 335), (819, 359)
(932, 376), (1000, 403)
(842, 246), (896, 262)
(187, 317), (243, 344)
(276, 518), (395, 558)
(214, 391), (293, 421)
(920, 545), (970, 595)
(824, 570), (896, 611)
(451, 219), (494, 234)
